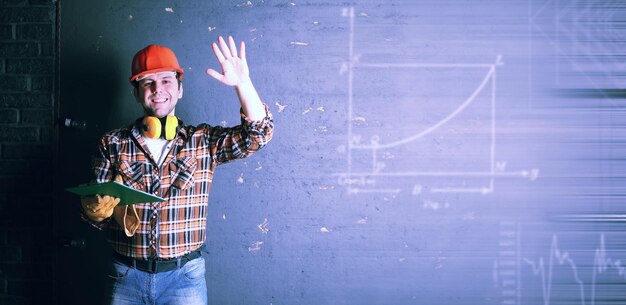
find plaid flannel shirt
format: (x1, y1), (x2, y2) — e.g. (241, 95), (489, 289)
(85, 104), (273, 260)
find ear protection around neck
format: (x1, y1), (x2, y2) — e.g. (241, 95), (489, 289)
(140, 116), (180, 140)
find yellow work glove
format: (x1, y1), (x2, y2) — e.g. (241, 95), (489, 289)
(113, 204), (140, 237)
(80, 175), (123, 222)
(81, 195), (120, 222)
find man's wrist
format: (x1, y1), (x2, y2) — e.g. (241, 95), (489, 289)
(235, 77), (253, 90)
(83, 210), (110, 223)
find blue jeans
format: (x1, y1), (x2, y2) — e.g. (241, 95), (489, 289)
(107, 256), (208, 305)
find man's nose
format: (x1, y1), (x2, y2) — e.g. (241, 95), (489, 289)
(151, 83), (162, 94)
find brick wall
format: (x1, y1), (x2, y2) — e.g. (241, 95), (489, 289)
(0, 0), (57, 304)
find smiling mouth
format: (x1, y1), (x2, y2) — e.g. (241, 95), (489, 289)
(151, 97), (168, 103)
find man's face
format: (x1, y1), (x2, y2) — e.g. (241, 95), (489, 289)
(133, 71), (183, 118)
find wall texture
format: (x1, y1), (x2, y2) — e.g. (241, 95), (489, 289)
(0, 0), (56, 304)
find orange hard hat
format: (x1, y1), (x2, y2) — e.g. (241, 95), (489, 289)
(129, 44), (184, 83)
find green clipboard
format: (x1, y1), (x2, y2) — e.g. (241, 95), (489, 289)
(65, 181), (165, 206)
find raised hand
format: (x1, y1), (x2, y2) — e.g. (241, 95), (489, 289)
(206, 36), (250, 87)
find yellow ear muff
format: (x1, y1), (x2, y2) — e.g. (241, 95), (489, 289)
(141, 116), (179, 140)
(142, 116), (162, 139)
(163, 116), (179, 140)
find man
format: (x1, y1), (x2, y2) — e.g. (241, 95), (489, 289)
(79, 36), (273, 304)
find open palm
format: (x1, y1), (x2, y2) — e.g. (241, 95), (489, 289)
(206, 36), (250, 86)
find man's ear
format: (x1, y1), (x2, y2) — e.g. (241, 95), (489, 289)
(178, 82), (183, 99)
(132, 87), (141, 102)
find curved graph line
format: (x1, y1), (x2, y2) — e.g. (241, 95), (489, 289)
(354, 66), (495, 150)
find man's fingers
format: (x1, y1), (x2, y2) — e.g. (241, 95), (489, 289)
(84, 194), (119, 212)
(80, 191), (119, 220)
(227, 36), (238, 58)
(218, 36), (231, 59)
(92, 196), (109, 213)
(240, 41), (246, 61)
(212, 42), (225, 62)
(104, 197), (121, 210)
(114, 174), (123, 183)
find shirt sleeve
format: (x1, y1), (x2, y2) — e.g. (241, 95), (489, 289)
(80, 211), (113, 230)
(211, 102), (274, 165)
(80, 135), (116, 230)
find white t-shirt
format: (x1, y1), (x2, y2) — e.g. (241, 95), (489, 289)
(143, 137), (173, 166)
